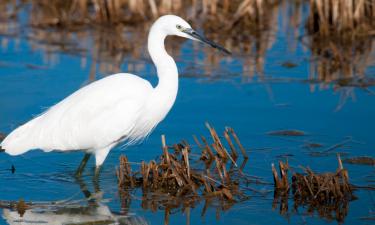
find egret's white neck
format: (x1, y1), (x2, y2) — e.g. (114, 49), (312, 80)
(147, 24), (178, 97)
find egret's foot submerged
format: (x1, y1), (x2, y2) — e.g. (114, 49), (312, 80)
(75, 175), (102, 204)
(75, 153), (91, 177)
(75, 176), (92, 199)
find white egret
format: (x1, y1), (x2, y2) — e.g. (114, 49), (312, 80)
(0, 15), (230, 176)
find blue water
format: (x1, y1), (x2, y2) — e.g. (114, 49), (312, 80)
(0, 4), (375, 225)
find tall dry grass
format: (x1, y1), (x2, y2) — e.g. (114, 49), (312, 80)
(308, 0), (375, 34)
(0, 0), (20, 51)
(306, 0), (375, 91)
(8, 0), (283, 80)
(197, 0), (280, 80)
(0, 0), (374, 88)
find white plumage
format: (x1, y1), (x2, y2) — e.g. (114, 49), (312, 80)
(2, 74), (156, 166)
(1, 15), (229, 170)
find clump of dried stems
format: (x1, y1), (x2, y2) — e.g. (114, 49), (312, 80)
(117, 123), (252, 221)
(272, 154), (355, 223)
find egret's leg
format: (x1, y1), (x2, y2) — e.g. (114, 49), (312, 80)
(75, 175), (101, 205)
(75, 153), (91, 177)
(93, 166), (102, 193)
(75, 175), (92, 199)
(94, 166), (102, 180)
(92, 144), (113, 181)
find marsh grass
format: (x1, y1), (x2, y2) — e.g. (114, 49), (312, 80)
(116, 124), (258, 224)
(116, 124), (358, 224)
(306, 0), (375, 91)
(0, 0), (374, 87)
(272, 154), (355, 223)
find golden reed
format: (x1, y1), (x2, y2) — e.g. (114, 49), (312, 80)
(0, 0), (374, 88)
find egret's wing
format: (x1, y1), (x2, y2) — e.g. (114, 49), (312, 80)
(2, 73), (153, 154)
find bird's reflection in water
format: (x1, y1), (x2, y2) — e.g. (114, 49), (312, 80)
(2, 175), (148, 225)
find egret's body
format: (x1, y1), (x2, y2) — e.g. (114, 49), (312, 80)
(0, 15), (229, 173)
(2, 74), (162, 166)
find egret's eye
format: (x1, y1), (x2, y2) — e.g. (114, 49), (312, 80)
(176, 25), (182, 30)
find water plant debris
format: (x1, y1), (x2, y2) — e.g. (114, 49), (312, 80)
(267, 129), (306, 136)
(272, 154), (355, 223)
(117, 124), (251, 195)
(117, 124), (257, 221)
(343, 156), (375, 166)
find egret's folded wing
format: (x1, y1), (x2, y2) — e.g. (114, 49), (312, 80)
(1, 73), (153, 155)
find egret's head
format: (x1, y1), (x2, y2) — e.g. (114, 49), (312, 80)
(156, 15), (231, 55)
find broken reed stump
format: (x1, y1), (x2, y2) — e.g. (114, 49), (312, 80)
(272, 154), (355, 222)
(272, 160), (289, 192)
(117, 124), (251, 217)
(292, 155), (353, 203)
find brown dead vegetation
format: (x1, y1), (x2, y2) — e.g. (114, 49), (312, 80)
(267, 129), (306, 136)
(117, 123), (250, 197)
(117, 124), (359, 223)
(343, 156), (375, 166)
(272, 154), (355, 223)
(1, 1), (374, 86)
(116, 124), (256, 222)
(306, 0), (375, 93)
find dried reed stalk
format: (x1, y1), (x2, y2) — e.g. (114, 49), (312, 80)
(306, 0), (375, 90)
(117, 123), (253, 223)
(272, 154), (355, 222)
(272, 154), (354, 202)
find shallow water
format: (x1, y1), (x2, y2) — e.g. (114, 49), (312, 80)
(0, 1), (375, 225)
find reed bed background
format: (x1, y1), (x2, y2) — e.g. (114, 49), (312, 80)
(0, 0), (374, 87)
(306, 0), (375, 91)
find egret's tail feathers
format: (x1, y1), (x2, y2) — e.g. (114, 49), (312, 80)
(1, 123), (36, 156)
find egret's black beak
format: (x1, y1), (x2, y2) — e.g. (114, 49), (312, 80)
(182, 28), (231, 55)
